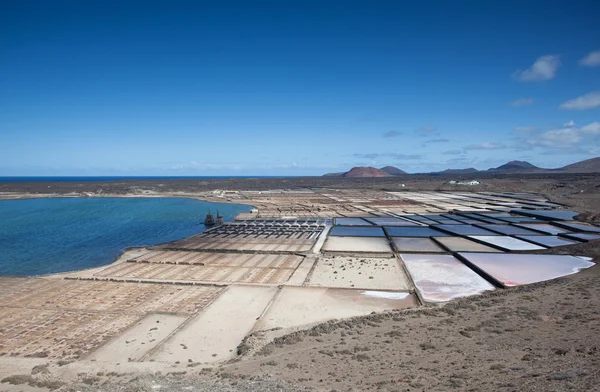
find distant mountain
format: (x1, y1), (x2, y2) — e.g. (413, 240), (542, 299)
(322, 172), (346, 177)
(323, 157), (600, 177)
(438, 168), (479, 175)
(488, 160), (539, 172)
(323, 166), (398, 177)
(557, 157), (600, 173)
(342, 167), (393, 178)
(380, 166), (407, 175)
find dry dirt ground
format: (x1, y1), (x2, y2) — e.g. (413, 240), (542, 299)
(6, 254), (598, 392)
(1, 175), (600, 392)
(222, 249), (600, 392)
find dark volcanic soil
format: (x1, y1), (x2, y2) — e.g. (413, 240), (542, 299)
(2, 173), (599, 219)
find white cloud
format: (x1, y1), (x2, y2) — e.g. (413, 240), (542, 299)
(588, 146), (600, 155)
(508, 98), (534, 106)
(580, 50), (600, 67)
(513, 121), (600, 154)
(512, 55), (561, 82)
(537, 128), (582, 146)
(581, 122), (600, 134)
(464, 142), (506, 150)
(559, 92), (600, 110)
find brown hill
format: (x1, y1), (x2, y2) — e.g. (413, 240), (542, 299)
(489, 160), (539, 171)
(342, 167), (393, 178)
(380, 166), (407, 175)
(558, 157), (600, 173)
(439, 168), (479, 175)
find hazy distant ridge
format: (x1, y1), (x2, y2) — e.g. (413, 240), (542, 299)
(339, 167), (393, 178)
(323, 157), (600, 177)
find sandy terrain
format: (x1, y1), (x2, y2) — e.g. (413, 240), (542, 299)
(285, 256), (317, 285)
(322, 236), (394, 254)
(307, 256), (411, 290)
(4, 260), (597, 392)
(88, 314), (187, 363)
(219, 260), (600, 392)
(1, 174), (600, 391)
(253, 286), (417, 331)
(149, 285), (278, 364)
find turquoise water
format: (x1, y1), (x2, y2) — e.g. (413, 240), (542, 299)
(0, 197), (251, 276)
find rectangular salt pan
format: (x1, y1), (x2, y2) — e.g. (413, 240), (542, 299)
(409, 215), (438, 222)
(400, 254), (495, 302)
(478, 224), (543, 236)
(442, 214), (471, 221)
(459, 213), (505, 224)
(515, 235), (578, 248)
(435, 219), (464, 225)
(469, 216), (507, 224)
(468, 236), (546, 251)
(475, 212), (513, 218)
(433, 237), (501, 253)
(552, 221), (600, 233)
(433, 224), (500, 236)
(514, 223), (569, 235)
(330, 226), (385, 237)
(459, 252), (595, 287)
(392, 238), (445, 252)
(308, 257), (412, 290)
(364, 217), (420, 226)
(495, 216), (540, 223)
(333, 218), (372, 226)
(560, 233), (600, 242)
(385, 226), (449, 237)
(513, 209), (580, 221)
(323, 236), (393, 253)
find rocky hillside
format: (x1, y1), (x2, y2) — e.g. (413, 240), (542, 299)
(438, 168), (479, 175)
(341, 167), (393, 178)
(489, 160), (539, 171)
(380, 166), (407, 175)
(558, 157), (600, 173)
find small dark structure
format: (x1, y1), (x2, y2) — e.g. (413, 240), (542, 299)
(216, 210), (224, 226)
(204, 211), (215, 226)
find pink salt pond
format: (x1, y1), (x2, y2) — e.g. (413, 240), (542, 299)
(459, 253), (595, 287)
(400, 254), (495, 302)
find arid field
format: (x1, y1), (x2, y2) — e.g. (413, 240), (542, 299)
(0, 174), (599, 392)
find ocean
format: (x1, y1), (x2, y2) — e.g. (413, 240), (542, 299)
(0, 197), (251, 276)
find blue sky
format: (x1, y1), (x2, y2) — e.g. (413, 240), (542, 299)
(1, 0), (599, 176)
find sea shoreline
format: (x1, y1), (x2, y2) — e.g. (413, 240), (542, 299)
(0, 195), (254, 278)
